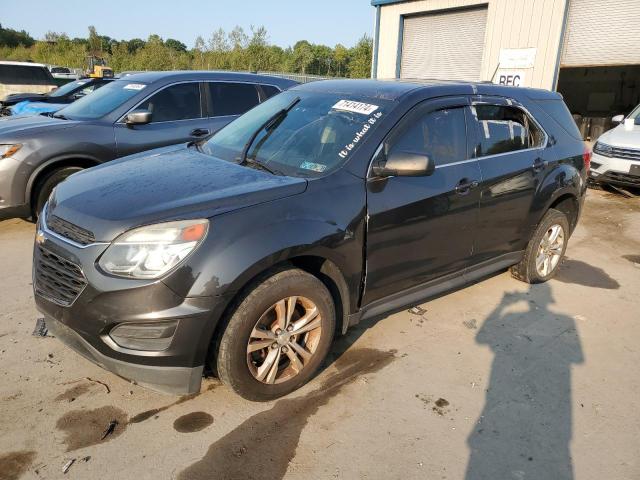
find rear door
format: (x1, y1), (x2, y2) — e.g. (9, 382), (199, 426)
(204, 82), (262, 135)
(114, 82), (210, 157)
(469, 97), (551, 264)
(363, 97), (482, 305)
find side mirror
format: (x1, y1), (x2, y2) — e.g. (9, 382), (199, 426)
(612, 114), (625, 124)
(372, 151), (435, 177)
(125, 110), (152, 126)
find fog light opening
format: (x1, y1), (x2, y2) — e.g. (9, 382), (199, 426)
(109, 320), (178, 351)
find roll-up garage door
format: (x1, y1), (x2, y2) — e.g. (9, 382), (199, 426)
(400, 7), (488, 81)
(562, 0), (640, 67)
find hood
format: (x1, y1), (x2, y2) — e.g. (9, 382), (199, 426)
(49, 144), (308, 241)
(11, 101), (64, 116)
(2, 92), (44, 105)
(0, 113), (79, 138)
(598, 122), (640, 149)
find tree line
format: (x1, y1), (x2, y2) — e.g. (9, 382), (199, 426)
(0, 24), (373, 78)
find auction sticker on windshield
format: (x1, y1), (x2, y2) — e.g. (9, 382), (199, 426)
(332, 100), (379, 116)
(123, 83), (146, 91)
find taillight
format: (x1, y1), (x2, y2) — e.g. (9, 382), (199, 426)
(583, 144), (592, 173)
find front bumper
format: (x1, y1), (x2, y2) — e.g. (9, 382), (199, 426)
(590, 152), (640, 187)
(0, 155), (31, 220)
(33, 225), (231, 395)
(45, 316), (204, 395)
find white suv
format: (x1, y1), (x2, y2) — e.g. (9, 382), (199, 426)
(590, 105), (640, 188)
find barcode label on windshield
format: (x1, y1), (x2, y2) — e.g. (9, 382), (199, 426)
(332, 100), (379, 116)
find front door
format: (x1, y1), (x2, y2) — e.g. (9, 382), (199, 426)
(114, 82), (211, 157)
(363, 97), (482, 305)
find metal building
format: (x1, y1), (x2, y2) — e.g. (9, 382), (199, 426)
(371, 0), (640, 137)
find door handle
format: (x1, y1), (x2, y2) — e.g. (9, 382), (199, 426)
(455, 178), (479, 195)
(190, 128), (210, 137)
(532, 157), (545, 173)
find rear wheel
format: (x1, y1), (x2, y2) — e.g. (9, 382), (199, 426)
(33, 166), (83, 219)
(511, 208), (569, 283)
(216, 268), (335, 401)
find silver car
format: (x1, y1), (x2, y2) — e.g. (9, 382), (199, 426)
(590, 106), (640, 188)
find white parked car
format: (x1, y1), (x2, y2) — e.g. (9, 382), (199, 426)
(48, 66), (80, 81)
(591, 106), (640, 188)
(0, 61), (57, 101)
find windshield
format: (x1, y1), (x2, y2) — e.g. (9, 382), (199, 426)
(48, 79), (91, 98)
(57, 80), (147, 120)
(201, 91), (391, 177)
(628, 104), (640, 122)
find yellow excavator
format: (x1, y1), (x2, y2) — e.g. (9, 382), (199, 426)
(86, 56), (114, 78)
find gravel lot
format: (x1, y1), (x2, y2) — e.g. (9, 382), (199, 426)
(0, 189), (639, 480)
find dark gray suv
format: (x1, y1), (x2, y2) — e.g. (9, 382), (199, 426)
(34, 79), (588, 400)
(0, 71), (297, 220)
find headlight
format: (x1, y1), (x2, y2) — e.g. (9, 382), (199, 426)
(98, 219), (209, 279)
(0, 144), (22, 158)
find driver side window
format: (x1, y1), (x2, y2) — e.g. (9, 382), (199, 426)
(387, 107), (468, 166)
(135, 83), (203, 123)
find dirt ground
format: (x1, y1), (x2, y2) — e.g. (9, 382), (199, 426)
(0, 189), (639, 480)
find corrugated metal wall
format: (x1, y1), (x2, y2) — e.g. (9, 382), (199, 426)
(400, 7), (488, 80)
(561, 0), (640, 67)
(375, 0), (569, 90)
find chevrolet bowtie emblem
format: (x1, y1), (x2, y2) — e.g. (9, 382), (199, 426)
(35, 230), (46, 245)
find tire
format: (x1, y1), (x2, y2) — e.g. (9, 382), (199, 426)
(511, 208), (570, 284)
(32, 166), (83, 219)
(216, 268), (335, 401)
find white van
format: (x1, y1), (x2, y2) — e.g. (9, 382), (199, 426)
(0, 61), (57, 101)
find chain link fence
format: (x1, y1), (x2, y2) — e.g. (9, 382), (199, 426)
(256, 71), (341, 84)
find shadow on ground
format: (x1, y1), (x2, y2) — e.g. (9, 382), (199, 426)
(554, 258), (620, 289)
(465, 283), (583, 480)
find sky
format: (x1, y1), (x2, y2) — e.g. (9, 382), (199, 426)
(1, 0), (375, 49)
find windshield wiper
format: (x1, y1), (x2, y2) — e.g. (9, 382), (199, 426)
(237, 96), (300, 174)
(52, 113), (68, 120)
(242, 157), (281, 175)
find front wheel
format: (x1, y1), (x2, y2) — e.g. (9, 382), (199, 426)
(511, 208), (569, 283)
(32, 166), (83, 219)
(216, 268), (335, 401)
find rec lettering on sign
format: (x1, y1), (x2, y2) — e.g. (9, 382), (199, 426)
(495, 70), (526, 87)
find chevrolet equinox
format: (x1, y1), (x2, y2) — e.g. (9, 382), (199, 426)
(33, 79), (589, 400)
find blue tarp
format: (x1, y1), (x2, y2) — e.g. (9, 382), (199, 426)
(11, 101), (66, 116)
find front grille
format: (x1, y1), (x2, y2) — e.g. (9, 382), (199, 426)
(609, 147), (640, 161)
(594, 143), (640, 161)
(34, 245), (87, 306)
(46, 211), (95, 245)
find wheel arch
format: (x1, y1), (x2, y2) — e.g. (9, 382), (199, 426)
(26, 154), (101, 210)
(544, 191), (581, 234)
(204, 254), (352, 375)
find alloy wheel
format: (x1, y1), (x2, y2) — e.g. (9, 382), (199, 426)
(247, 296), (322, 384)
(536, 224), (565, 277)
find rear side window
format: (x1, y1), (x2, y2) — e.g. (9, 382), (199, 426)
(473, 104), (545, 156)
(0, 65), (54, 85)
(260, 84), (281, 100)
(137, 83), (202, 123)
(207, 82), (260, 117)
(389, 107), (468, 166)
(535, 99), (582, 140)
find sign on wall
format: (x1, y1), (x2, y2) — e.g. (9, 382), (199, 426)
(494, 48), (537, 87)
(498, 48), (537, 69)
